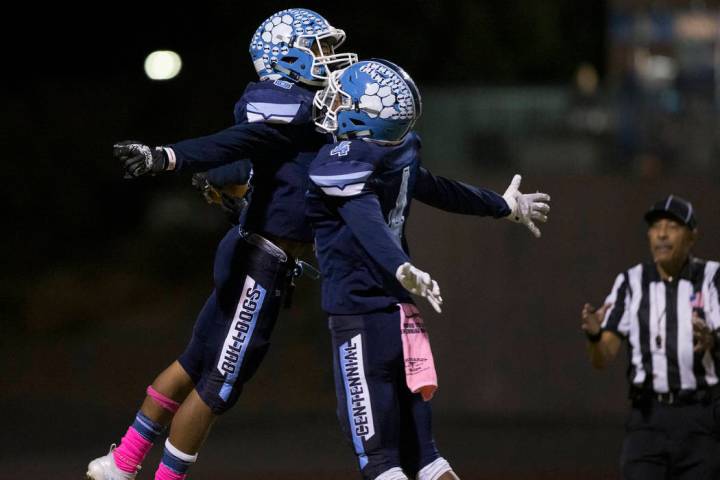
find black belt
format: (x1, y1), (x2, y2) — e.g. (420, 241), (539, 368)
(630, 384), (720, 406)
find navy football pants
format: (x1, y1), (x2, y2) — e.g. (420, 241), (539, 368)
(178, 227), (290, 414)
(329, 307), (440, 480)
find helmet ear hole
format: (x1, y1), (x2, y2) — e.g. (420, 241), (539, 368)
(350, 118), (365, 126)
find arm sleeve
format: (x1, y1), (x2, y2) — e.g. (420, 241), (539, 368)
(168, 122), (292, 172)
(336, 193), (411, 278)
(205, 160), (252, 187)
(601, 272), (632, 338)
(414, 167), (511, 218)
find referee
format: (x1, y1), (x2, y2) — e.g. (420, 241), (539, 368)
(581, 194), (720, 479)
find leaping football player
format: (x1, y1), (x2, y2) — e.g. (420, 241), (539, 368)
(306, 59), (550, 480)
(86, 9), (355, 480)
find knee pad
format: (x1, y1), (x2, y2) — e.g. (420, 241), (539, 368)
(417, 457), (456, 480)
(146, 385), (181, 413)
(375, 467), (409, 480)
(194, 370), (245, 415)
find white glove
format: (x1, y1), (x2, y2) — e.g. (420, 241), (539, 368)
(502, 174), (551, 238)
(395, 262), (443, 313)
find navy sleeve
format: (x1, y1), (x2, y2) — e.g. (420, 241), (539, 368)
(169, 122), (292, 172)
(205, 160), (252, 187)
(337, 193), (410, 277)
(413, 167), (511, 218)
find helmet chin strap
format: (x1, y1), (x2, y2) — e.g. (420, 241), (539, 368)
(338, 129), (371, 140)
(274, 63), (326, 87)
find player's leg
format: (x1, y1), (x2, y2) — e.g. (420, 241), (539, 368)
(141, 361), (195, 424)
(152, 230), (292, 479)
(153, 390), (215, 480)
(85, 363), (191, 479)
(86, 292), (218, 480)
(397, 349), (459, 480)
(331, 308), (414, 480)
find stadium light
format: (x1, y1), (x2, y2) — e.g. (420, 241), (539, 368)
(144, 50), (182, 81)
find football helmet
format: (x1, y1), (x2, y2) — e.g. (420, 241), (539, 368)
(313, 59), (422, 143)
(249, 9), (357, 86)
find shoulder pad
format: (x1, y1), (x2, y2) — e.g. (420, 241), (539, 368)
(309, 141), (376, 197)
(234, 81), (314, 125)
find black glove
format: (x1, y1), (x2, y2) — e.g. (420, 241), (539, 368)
(114, 140), (168, 179)
(219, 192), (248, 221)
(191, 172), (215, 201)
(191, 172), (248, 224)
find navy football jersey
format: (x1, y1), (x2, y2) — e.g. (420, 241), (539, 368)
(307, 135), (419, 314)
(170, 79), (329, 242)
(307, 133), (511, 315)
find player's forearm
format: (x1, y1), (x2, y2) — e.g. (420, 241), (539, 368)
(205, 160), (253, 187)
(337, 194), (411, 277)
(170, 123), (288, 172)
(414, 168), (510, 217)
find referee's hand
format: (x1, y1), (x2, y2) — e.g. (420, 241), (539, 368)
(581, 303), (611, 336)
(692, 312), (715, 353)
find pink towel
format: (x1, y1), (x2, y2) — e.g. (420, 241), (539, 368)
(399, 303), (438, 401)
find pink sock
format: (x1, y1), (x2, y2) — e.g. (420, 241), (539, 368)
(155, 463), (187, 480)
(113, 427), (153, 474)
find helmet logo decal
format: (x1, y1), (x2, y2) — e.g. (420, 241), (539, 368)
(250, 9), (340, 82)
(357, 62), (415, 120)
(359, 83), (396, 119)
(263, 15), (294, 44)
(253, 14), (293, 72)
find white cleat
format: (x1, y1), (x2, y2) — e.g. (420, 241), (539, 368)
(86, 444), (138, 480)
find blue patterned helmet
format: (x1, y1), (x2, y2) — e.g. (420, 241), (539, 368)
(249, 9), (357, 87)
(313, 59), (422, 143)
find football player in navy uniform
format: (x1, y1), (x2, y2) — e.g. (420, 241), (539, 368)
(86, 9), (355, 480)
(306, 60), (550, 480)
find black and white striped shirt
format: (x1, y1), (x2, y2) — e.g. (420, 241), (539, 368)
(601, 257), (720, 393)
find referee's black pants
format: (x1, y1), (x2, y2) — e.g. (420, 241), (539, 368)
(620, 399), (720, 479)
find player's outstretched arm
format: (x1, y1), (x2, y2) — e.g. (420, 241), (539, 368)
(413, 168), (551, 239)
(114, 122), (293, 179)
(501, 174), (551, 238)
(114, 141), (171, 179)
(414, 166), (511, 218)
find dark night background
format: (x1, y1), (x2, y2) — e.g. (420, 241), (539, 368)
(2, 1), (719, 479)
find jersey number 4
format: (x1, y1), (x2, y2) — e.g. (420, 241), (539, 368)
(388, 166), (410, 245)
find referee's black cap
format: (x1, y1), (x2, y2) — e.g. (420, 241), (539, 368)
(644, 194), (697, 229)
